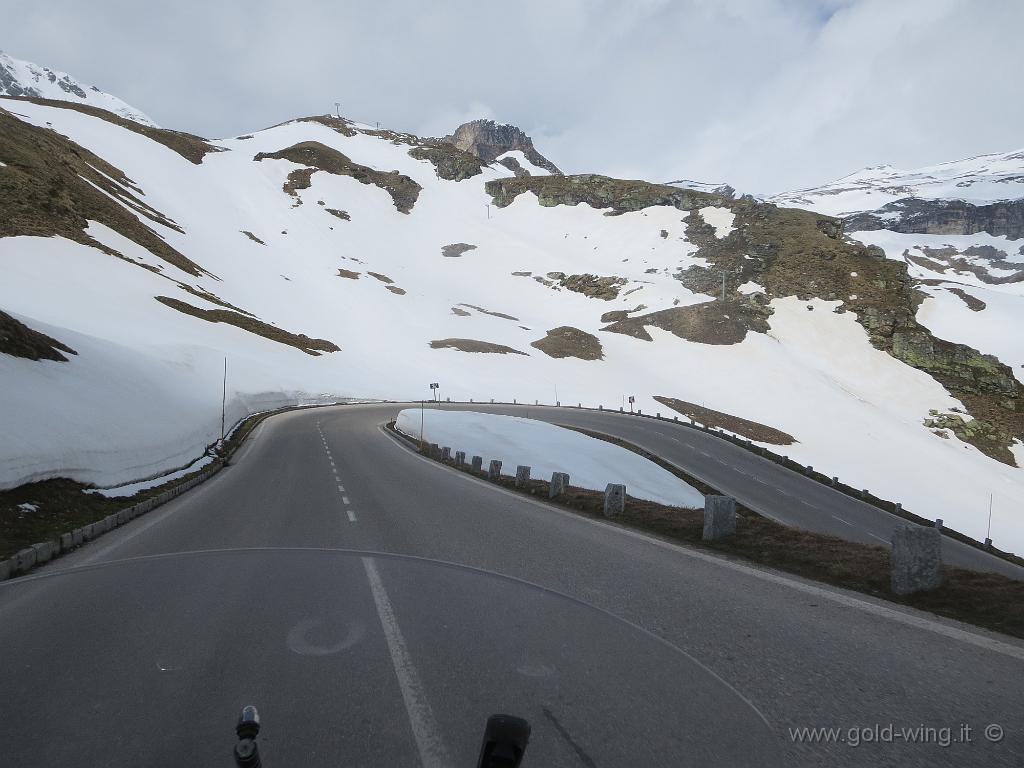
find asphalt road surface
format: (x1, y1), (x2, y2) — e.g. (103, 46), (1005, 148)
(1, 403), (1022, 767)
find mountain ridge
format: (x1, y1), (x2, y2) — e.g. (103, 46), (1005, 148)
(0, 51), (156, 126)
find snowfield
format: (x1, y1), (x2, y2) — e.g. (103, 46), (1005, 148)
(395, 409), (705, 508)
(1, 96), (1023, 553)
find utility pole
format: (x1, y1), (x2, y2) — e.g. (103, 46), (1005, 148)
(220, 357), (227, 448)
(486, 204), (491, 220)
(420, 399), (425, 449)
(334, 102), (340, 118)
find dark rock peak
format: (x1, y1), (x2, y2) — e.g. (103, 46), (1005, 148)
(442, 119), (562, 175)
(845, 197), (1024, 240)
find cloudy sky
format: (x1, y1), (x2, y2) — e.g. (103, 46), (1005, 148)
(3, 0), (1020, 193)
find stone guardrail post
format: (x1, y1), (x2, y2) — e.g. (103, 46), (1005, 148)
(515, 465), (531, 488)
(703, 496), (737, 540)
(455, 450), (465, 467)
(441, 446), (451, 460)
(603, 484), (625, 517)
(488, 460), (502, 480)
(549, 472), (569, 498)
(891, 524), (943, 595)
(471, 455), (483, 472)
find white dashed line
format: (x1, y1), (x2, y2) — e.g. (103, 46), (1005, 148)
(347, 510), (357, 522)
(868, 531), (888, 544)
(831, 515), (854, 526)
(362, 557), (451, 767)
(342, 496), (350, 505)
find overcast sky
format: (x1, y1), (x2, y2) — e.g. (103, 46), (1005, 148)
(3, 0), (1021, 194)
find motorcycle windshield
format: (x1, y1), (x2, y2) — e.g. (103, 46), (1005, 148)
(0, 549), (781, 767)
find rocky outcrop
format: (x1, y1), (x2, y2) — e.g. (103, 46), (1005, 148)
(408, 143), (485, 181)
(443, 119), (562, 174)
(666, 180), (737, 198)
(554, 273), (627, 300)
(486, 174), (726, 215)
(845, 198), (1024, 239)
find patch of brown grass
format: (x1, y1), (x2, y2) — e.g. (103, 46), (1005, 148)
(155, 296), (339, 355)
(946, 287), (986, 311)
(457, 304), (519, 321)
(653, 396), (796, 445)
(337, 269), (360, 279)
(254, 142), (421, 213)
(428, 338), (527, 355)
(0, 107), (206, 276)
(602, 301), (768, 344)
(0, 310), (76, 362)
(3, 96), (222, 164)
(531, 326), (604, 360)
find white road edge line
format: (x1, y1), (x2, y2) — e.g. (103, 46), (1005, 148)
(347, 510), (357, 522)
(385, 428), (1024, 662)
(342, 495), (350, 505)
(362, 557), (451, 767)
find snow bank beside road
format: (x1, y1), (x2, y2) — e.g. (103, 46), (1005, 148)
(396, 409), (705, 508)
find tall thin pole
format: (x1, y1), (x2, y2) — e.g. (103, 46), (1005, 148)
(220, 357), (227, 446)
(420, 400), (425, 448)
(987, 493), (993, 540)
(721, 271), (727, 302)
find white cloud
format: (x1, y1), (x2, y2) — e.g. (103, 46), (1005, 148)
(2, 0), (1020, 194)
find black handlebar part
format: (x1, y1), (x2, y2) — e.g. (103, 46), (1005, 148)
(230, 705), (531, 766)
(234, 705), (262, 768)
(476, 714), (531, 768)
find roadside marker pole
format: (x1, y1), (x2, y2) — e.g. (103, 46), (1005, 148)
(220, 357), (227, 447)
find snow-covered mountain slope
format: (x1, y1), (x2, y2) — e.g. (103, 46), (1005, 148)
(0, 51), (156, 126)
(770, 150), (1024, 481)
(1, 95), (1023, 553)
(769, 148), (1024, 217)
